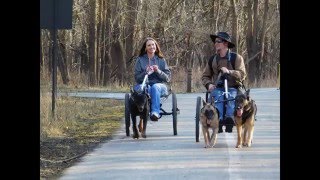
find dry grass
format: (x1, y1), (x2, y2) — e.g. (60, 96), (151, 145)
(40, 89), (124, 179)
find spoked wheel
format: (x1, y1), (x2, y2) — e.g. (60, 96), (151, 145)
(172, 92), (177, 135)
(195, 96), (201, 142)
(125, 93), (131, 136)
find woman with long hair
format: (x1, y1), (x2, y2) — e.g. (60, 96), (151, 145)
(134, 37), (171, 121)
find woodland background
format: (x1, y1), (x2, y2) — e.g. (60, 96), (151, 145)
(40, 0), (280, 91)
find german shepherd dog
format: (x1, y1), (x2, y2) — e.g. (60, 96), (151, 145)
(234, 89), (257, 148)
(200, 98), (220, 148)
(129, 87), (150, 139)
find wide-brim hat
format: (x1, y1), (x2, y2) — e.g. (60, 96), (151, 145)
(210, 32), (235, 48)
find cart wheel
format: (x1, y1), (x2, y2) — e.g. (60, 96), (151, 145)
(125, 93), (131, 136)
(195, 96), (201, 142)
(172, 92), (177, 135)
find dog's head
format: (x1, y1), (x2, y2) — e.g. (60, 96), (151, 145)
(130, 87), (149, 112)
(234, 89), (251, 117)
(201, 99), (218, 126)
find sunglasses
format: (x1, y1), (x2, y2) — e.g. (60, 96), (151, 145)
(214, 39), (224, 44)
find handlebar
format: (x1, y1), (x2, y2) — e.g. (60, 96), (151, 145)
(224, 79), (228, 98)
(140, 69), (155, 91)
(140, 74), (149, 91)
(206, 72), (230, 101)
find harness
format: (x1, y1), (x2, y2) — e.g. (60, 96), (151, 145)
(208, 50), (237, 71)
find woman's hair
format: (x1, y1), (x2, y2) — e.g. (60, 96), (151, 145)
(139, 37), (164, 58)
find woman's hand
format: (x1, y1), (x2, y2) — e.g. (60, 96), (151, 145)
(146, 66), (154, 74)
(152, 65), (159, 73)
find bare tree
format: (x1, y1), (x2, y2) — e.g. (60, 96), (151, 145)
(124, 0), (140, 61)
(230, 0), (238, 53)
(258, 0), (269, 80)
(88, 0), (97, 86)
(40, 0), (280, 89)
(57, 31), (70, 85)
(103, 0), (112, 86)
(109, 0), (126, 86)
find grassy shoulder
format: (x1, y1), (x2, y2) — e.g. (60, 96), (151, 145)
(40, 94), (124, 179)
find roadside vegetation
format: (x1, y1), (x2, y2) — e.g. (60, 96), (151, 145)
(40, 83), (124, 179)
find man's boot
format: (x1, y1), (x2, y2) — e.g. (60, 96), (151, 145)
(218, 124), (223, 133)
(225, 117), (234, 133)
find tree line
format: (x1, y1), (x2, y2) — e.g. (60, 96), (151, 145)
(40, 0), (280, 89)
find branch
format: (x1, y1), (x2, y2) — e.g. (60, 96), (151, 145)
(40, 151), (87, 164)
(246, 51), (261, 65)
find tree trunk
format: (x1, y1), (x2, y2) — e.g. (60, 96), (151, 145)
(57, 32), (70, 85)
(246, 0), (259, 85)
(222, 7), (231, 31)
(88, 0), (97, 86)
(110, 0), (126, 86)
(215, 0), (221, 32)
(141, 0), (148, 37)
(48, 31), (53, 76)
(210, 0), (216, 32)
(40, 30), (43, 67)
(103, 0), (112, 86)
(99, 0), (105, 85)
(125, 0), (139, 62)
(80, 35), (88, 74)
(154, 0), (165, 42)
(96, 0), (103, 85)
(230, 0), (238, 53)
(259, 0), (269, 80)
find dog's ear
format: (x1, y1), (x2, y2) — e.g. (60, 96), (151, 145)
(210, 100), (215, 106)
(202, 98), (206, 107)
(245, 89), (251, 101)
(245, 89), (250, 97)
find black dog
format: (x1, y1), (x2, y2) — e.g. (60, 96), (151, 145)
(129, 87), (150, 139)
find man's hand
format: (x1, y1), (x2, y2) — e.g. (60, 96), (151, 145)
(208, 84), (216, 92)
(220, 67), (230, 74)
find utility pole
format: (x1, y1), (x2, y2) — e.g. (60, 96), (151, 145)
(40, 0), (73, 119)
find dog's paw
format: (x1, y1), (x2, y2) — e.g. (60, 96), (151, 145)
(209, 143), (215, 148)
(247, 141), (252, 147)
(132, 133), (139, 139)
(236, 144), (242, 148)
(141, 132), (146, 138)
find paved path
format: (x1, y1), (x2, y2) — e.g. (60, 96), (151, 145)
(60, 88), (280, 180)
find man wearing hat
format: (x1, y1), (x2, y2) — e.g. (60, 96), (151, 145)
(201, 32), (247, 133)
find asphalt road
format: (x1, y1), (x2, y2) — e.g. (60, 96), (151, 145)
(60, 88), (280, 180)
